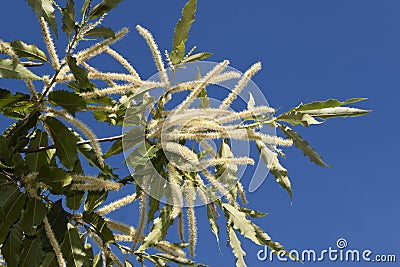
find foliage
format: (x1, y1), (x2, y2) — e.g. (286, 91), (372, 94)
(0, 1), (370, 266)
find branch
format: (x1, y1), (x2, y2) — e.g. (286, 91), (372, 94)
(21, 134), (124, 154)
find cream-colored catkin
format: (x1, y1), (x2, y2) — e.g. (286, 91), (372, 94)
(86, 105), (117, 113)
(46, 108), (104, 167)
(183, 181), (197, 257)
(194, 174), (209, 204)
(132, 175), (149, 250)
(43, 216), (66, 267)
(39, 17), (60, 70)
(105, 47), (141, 81)
(236, 181), (248, 205)
(105, 218), (136, 236)
(167, 163), (183, 219)
(163, 142), (199, 164)
(220, 62), (262, 110)
(178, 212), (185, 243)
(75, 28), (129, 63)
(96, 193), (137, 216)
(202, 169), (235, 204)
(70, 175), (122, 191)
(175, 60), (229, 113)
(136, 25), (169, 85)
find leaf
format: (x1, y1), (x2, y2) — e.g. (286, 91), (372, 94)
(27, 0), (58, 38)
(222, 203), (258, 244)
(82, 211), (114, 244)
(21, 198), (47, 235)
(67, 55), (95, 92)
(0, 88), (32, 119)
(171, 0), (197, 64)
(48, 90), (86, 116)
(256, 140), (292, 199)
(47, 200), (69, 243)
(19, 237), (45, 267)
(88, 0), (124, 20)
(181, 52), (212, 64)
(85, 27), (115, 39)
(0, 88), (30, 109)
(303, 107), (371, 119)
(66, 191), (85, 210)
(84, 190), (108, 212)
(277, 111), (322, 127)
(279, 124), (330, 167)
(38, 166), (72, 194)
(44, 116), (78, 170)
(0, 220), (11, 244)
(103, 139), (122, 159)
(40, 252), (58, 267)
(25, 130), (51, 172)
(294, 98), (367, 112)
(81, 0), (91, 15)
(0, 58), (41, 80)
(3, 221), (23, 267)
(61, 223), (87, 267)
(61, 0), (76, 38)
(206, 204), (220, 246)
(8, 41), (48, 62)
(152, 253), (195, 266)
(138, 205), (173, 252)
(0, 185), (27, 224)
(238, 207), (268, 218)
(228, 227), (247, 267)
(78, 142), (114, 176)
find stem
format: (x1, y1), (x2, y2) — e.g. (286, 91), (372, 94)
(21, 134), (124, 153)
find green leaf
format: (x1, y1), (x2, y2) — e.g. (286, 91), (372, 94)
(84, 190), (108, 212)
(181, 52), (212, 64)
(303, 107), (371, 119)
(27, 0), (58, 38)
(8, 41), (48, 62)
(85, 27), (115, 39)
(44, 116), (78, 170)
(0, 88), (32, 119)
(66, 191), (85, 210)
(88, 0), (124, 20)
(81, 0), (91, 15)
(0, 58), (41, 80)
(222, 203), (258, 244)
(38, 166), (72, 194)
(238, 207), (268, 218)
(21, 198), (47, 235)
(228, 227), (247, 267)
(279, 124), (330, 167)
(126, 143), (158, 169)
(92, 254), (102, 267)
(294, 98), (367, 112)
(25, 130), (51, 172)
(61, 0), (76, 38)
(67, 55), (95, 92)
(0, 220), (11, 244)
(206, 204), (220, 246)
(82, 212), (114, 244)
(277, 111), (322, 127)
(19, 237), (45, 267)
(171, 0), (197, 64)
(47, 200), (69, 243)
(103, 139), (122, 159)
(0, 185), (27, 224)
(61, 223), (87, 267)
(0, 88), (30, 109)
(138, 205), (173, 252)
(48, 90), (86, 116)
(3, 222), (23, 267)
(152, 253), (195, 266)
(256, 140), (292, 199)
(77, 142), (114, 176)
(40, 252), (58, 267)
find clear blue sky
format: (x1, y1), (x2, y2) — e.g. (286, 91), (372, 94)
(1, 1), (399, 266)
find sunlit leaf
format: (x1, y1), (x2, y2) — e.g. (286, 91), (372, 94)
(48, 90), (86, 116)
(277, 111), (322, 127)
(303, 106), (371, 119)
(61, 0), (76, 38)
(67, 55), (95, 92)
(294, 98), (367, 112)
(181, 52), (212, 64)
(88, 0), (124, 20)
(27, 0), (58, 38)
(25, 130), (51, 172)
(206, 204), (220, 246)
(238, 207), (268, 218)
(84, 190), (108, 212)
(82, 211), (114, 244)
(8, 41), (48, 62)
(0, 59), (41, 80)
(228, 227), (247, 267)
(103, 139), (122, 159)
(86, 26), (115, 39)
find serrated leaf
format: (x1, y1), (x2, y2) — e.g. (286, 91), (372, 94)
(61, 0), (76, 38)
(19, 237), (45, 267)
(0, 185), (27, 224)
(3, 221), (23, 267)
(0, 88), (30, 109)
(256, 140), (292, 199)
(206, 204), (220, 246)
(277, 111), (322, 127)
(85, 26), (115, 39)
(303, 106), (371, 119)
(25, 130), (50, 172)
(279, 124), (330, 167)
(84, 190), (108, 212)
(171, 0), (197, 64)
(61, 223), (87, 267)
(27, 0), (58, 38)
(0, 58), (41, 80)
(294, 98), (367, 112)
(67, 55), (95, 92)
(44, 116), (78, 170)
(138, 205), (173, 252)
(48, 90), (86, 116)
(38, 166), (72, 194)
(222, 203), (258, 244)
(21, 198), (47, 235)
(228, 227), (247, 267)
(47, 200), (69, 243)
(153, 253), (195, 265)
(8, 41), (48, 62)
(88, 0), (124, 20)
(181, 52), (212, 64)
(238, 207), (268, 218)
(82, 211), (114, 244)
